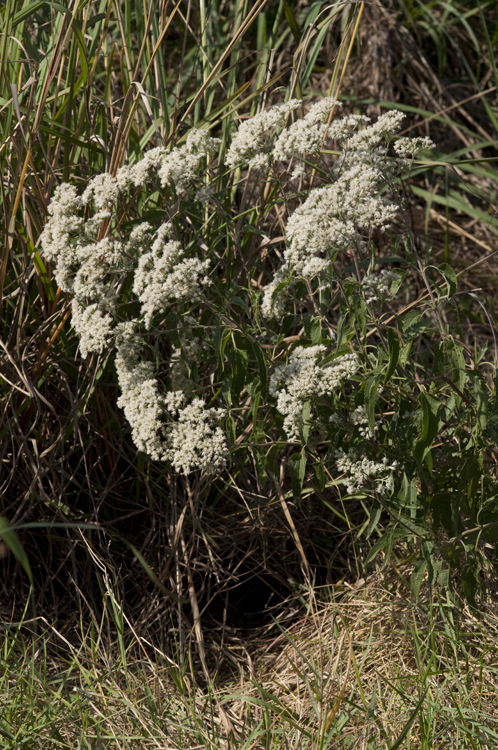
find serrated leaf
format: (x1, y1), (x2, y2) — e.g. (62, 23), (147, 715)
(266, 443), (282, 485)
(467, 370), (488, 432)
(401, 311), (433, 340)
(311, 317), (322, 345)
(312, 462), (325, 491)
(299, 400), (311, 445)
(438, 262), (457, 297)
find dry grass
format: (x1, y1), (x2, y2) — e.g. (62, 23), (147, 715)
(3, 574), (498, 749)
(227, 573), (498, 748)
(1, 0), (498, 746)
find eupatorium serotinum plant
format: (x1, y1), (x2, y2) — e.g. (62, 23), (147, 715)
(41, 98), (497, 602)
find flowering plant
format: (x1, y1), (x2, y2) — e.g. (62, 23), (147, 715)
(41, 98), (496, 601)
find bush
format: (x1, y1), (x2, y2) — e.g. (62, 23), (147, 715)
(39, 97), (498, 608)
(1, 0), (498, 641)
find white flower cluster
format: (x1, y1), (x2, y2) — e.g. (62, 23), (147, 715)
(273, 97), (338, 161)
(260, 264), (291, 320)
(262, 166), (397, 316)
(336, 110), (408, 175)
(115, 328), (227, 473)
(350, 405), (376, 439)
(361, 269), (401, 305)
(133, 223), (210, 329)
(41, 129), (217, 358)
(394, 136), (436, 158)
(269, 346), (359, 441)
(116, 129), (220, 195)
(335, 449), (398, 496)
(262, 110), (429, 318)
(71, 300), (114, 359)
(342, 110), (405, 153)
(325, 114), (370, 142)
(225, 99), (301, 171)
(195, 184), (213, 204)
(40, 130), (226, 474)
(116, 350), (168, 461)
(165, 397), (228, 475)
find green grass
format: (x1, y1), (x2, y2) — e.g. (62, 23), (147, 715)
(2, 577), (498, 749)
(2, 0), (498, 747)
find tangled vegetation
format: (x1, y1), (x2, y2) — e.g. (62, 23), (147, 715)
(1, 0), (498, 747)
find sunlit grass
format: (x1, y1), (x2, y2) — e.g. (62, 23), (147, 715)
(2, 0), (498, 747)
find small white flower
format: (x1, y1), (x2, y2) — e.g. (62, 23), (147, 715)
(132, 223), (211, 328)
(394, 136), (436, 158)
(115, 327), (227, 473)
(335, 449), (398, 495)
(158, 129), (220, 195)
(270, 346), (359, 440)
(195, 184), (213, 203)
(361, 270), (401, 305)
(291, 163), (306, 180)
(225, 99), (302, 170)
(165, 398), (228, 474)
(350, 405), (376, 439)
(273, 97), (338, 160)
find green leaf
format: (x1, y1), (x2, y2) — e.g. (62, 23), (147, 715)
(299, 399), (311, 445)
(411, 558), (427, 600)
(311, 316), (322, 345)
(289, 451), (306, 501)
(401, 310), (433, 340)
(72, 23), (89, 86)
(445, 339), (466, 408)
(364, 373), (382, 435)
(226, 415), (236, 444)
(438, 262), (457, 297)
(283, 1), (301, 42)
(33, 252), (56, 301)
(250, 340), (267, 397)
(467, 370), (488, 432)
(312, 462), (325, 491)
(388, 689), (428, 750)
(165, 312), (180, 348)
(230, 295), (250, 313)
(13, 0), (71, 26)
(266, 443), (282, 485)
(384, 327), (401, 384)
(415, 392), (441, 466)
(0, 516), (33, 583)
(0, 718), (14, 741)
(366, 501), (382, 539)
(365, 528), (408, 566)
